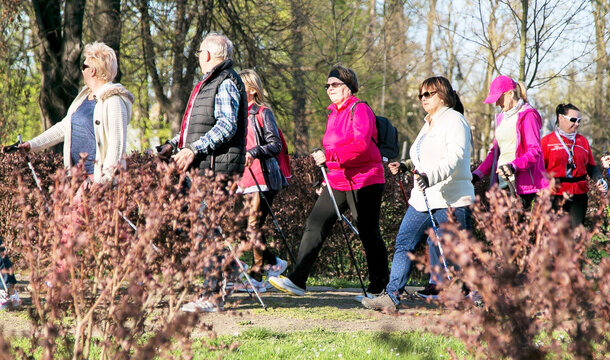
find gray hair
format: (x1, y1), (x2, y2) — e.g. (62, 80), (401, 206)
(201, 32), (233, 60)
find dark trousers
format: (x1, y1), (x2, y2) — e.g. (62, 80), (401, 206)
(288, 183), (389, 293)
(552, 193), (588, 227)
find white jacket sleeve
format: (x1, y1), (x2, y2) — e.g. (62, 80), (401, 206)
(28, 117), (68, 152)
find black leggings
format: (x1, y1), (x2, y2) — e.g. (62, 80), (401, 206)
(552, 193), (588, 227)
(288, 183), (389, 293)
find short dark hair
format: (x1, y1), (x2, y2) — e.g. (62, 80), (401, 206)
(328, 64), (359, 93)
(555, 103), (580, 124)
(419, 76), (464, 114)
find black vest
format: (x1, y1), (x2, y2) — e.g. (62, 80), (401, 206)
(186, 60), (247, 175)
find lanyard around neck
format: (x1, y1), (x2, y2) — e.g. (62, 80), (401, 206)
(555, 130), (575, 163)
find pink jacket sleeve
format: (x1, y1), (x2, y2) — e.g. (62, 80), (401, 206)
(512, 111), (543, 171)
(474, 140), (497, 178)
(327, 103), (376, 165)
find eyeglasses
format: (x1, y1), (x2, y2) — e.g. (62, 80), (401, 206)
(418, 91), (437, 101)
(562, 114), (582, 123)
(81, 63), (90, 71)
(195, 49), (205, 56)
(324, 82), (345, 90)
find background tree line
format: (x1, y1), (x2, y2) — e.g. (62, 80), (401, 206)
(0, 0), (608, 160)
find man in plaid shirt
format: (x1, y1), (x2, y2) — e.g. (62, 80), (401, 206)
(158, 32), (247, 177)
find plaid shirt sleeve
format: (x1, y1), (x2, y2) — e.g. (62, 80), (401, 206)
(188, 79), (240, 155)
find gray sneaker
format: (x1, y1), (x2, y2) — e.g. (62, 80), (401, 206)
(361, 292), (398, 311)
(181, 297), (224, 313)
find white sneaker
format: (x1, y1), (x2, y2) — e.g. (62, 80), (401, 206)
(267, 257), (288, 278)
(268, 276), (305, 296)
(181, 297), (224, 313)
(9, 291), (21, 307)
(235, 278), (267, 294)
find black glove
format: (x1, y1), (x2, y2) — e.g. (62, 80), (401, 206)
(498, 163), (515, 178)
(399, 159), (415, 173)
(156, 143), (174, 161)
(414, 171), (429, 191)
(471, 173), (480, 185)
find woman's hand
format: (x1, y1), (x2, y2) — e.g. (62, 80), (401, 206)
(601, 155), (610, 169)
(245, 152), (254, 168)
(388, 162), (401, 175)
(18, 142), (31, 152)
(312, 149), (326, 167)
(596, 179), (608, 195)
(497, 163), (515, 179)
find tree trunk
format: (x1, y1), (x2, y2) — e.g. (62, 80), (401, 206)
(592, 0), (608, 144)
(31, 0), (86, 132)
(424, 0), (437, 77)
(138, 0), (209, 134)
(518, 0), (528, 82)
(289, 0), (308, 155)
(90, 0), (121, 82)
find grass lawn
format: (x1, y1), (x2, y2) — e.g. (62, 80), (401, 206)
(195, 328), (467, 359)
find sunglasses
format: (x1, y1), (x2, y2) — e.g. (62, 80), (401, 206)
(81, 63), (90, 71)
(418, 91), (437, 101)
(562, 114), (582, 123)
(325, 82), (345, 90)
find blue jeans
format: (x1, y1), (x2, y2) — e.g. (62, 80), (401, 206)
(386, 206), (472, 304)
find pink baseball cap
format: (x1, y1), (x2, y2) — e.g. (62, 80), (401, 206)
(484, 75), (516, 104)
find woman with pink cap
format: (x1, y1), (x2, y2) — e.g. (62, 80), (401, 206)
(472, 75), (548, 207)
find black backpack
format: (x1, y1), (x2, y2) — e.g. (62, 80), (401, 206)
(349, 101), (399, 160)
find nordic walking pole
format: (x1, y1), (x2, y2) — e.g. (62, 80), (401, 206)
(0, 272), (9, 293)
(247, 167), (296, 264)
(498, 164), (516, 197)
(313, 149), (367, 298)
(414, 171), (451, 281)
(225, 239), (267, 310)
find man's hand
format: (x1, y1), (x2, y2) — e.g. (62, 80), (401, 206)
(312, 149), (326, 167)
(414, 171), (429, 192)
(172, 148), (195, 172)
(245, 152), (254, 168)
(157, 143), (173, 161)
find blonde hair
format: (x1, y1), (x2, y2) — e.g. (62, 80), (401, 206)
(83, 42), (118, 82)
(239, 69), (269, 107)
(510, 81), (528, 103)
(201, 32), (233, 60)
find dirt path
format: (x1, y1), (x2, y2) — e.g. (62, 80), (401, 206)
(1, 281), (444, 338)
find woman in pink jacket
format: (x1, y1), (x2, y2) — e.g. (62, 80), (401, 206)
(269, 64), (389, 296)
(472, 75), (548, 207)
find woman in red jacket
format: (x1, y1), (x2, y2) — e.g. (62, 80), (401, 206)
(269, 64), (389, 296)
(236, 69), (288, 292)
(541, 103), (608, 226)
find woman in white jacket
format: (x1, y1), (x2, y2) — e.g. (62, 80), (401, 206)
(20, 42), (133, 184)
(362, 76), (475, 311)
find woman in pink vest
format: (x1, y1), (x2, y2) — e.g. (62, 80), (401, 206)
(472, 75), (548, 207)
(269, 64), (389, 296)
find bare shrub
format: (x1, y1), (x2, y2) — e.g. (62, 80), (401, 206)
(0, 152), (253, 359)
(430, 187), (610, 359)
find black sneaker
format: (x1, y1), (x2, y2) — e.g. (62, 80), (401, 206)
(416, 283), (439, 299)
